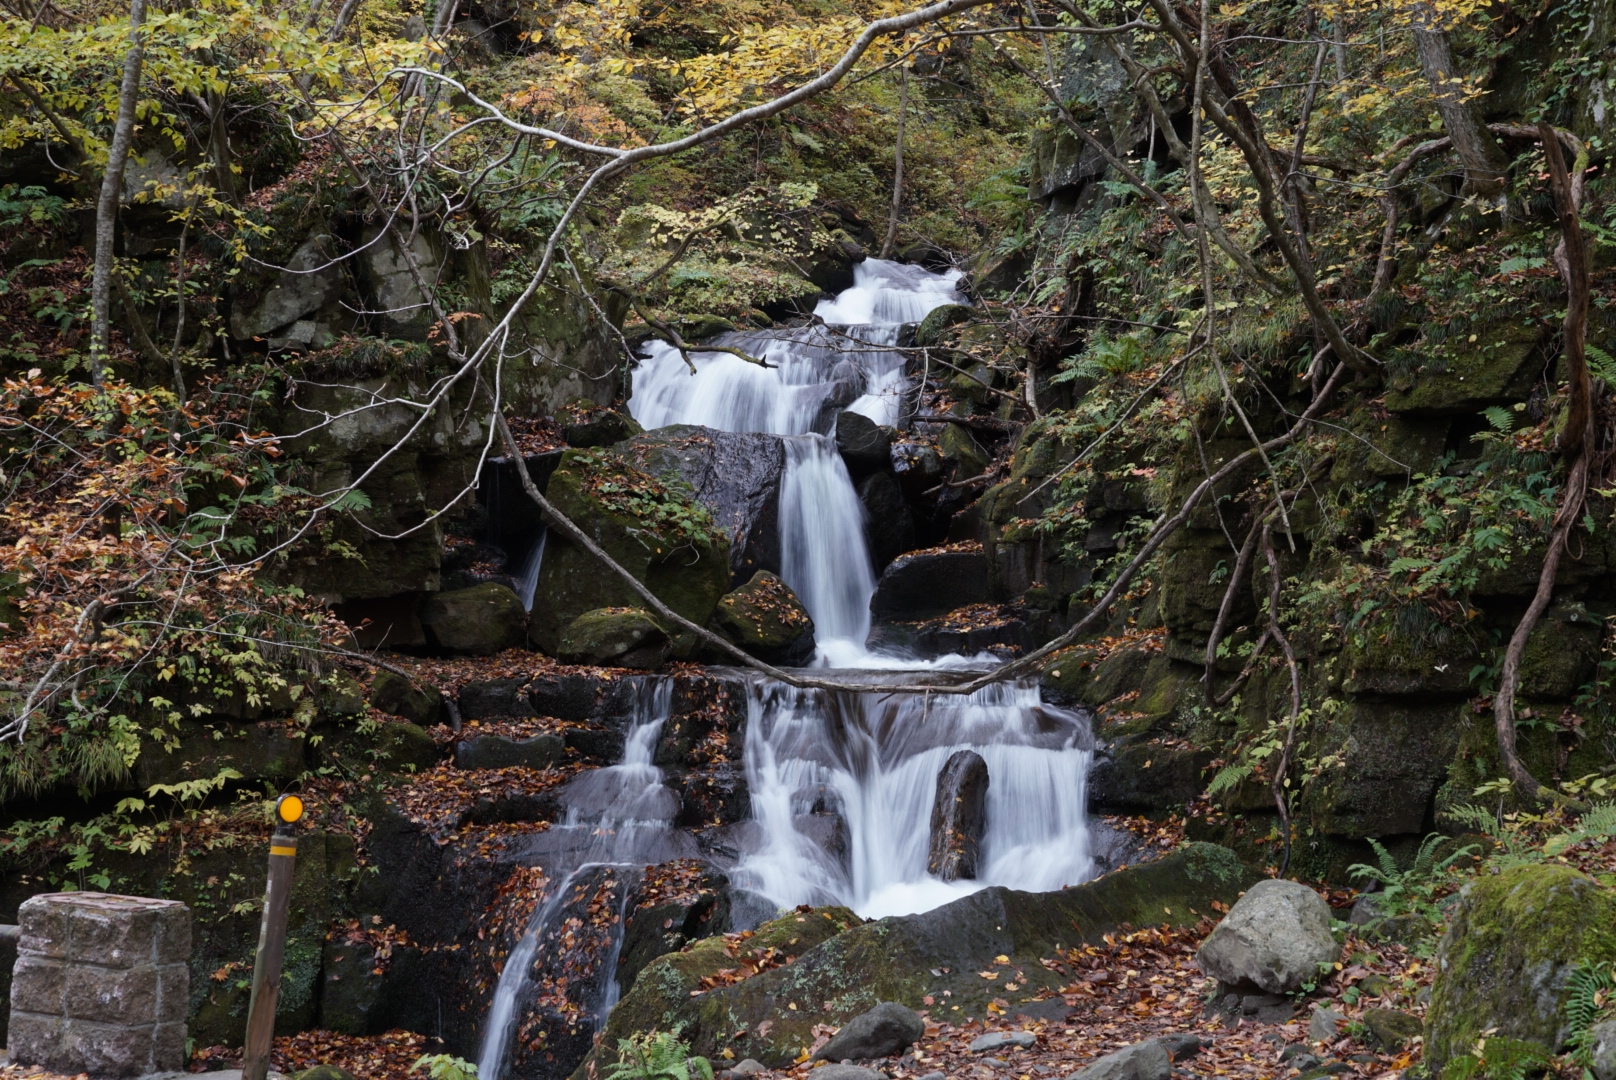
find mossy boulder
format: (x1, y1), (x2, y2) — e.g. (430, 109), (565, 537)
(586, 844), (1256, 1071)
(1426, 863), (1616, 1074)
(712, 571), (815, 665)
(559, 607), (671, 669)
(369, 669), (442, 726)
(1384, 321), (1545, 414)
(914, 304), (973, 347)
(1306, 700), (1465, 837)
(579, 907), (862, 1080)
(135, 720), (306, 790)
(938, 424), (990, 480)
(529, 449), (731, 656)
(558, 398), (643, 448)
(420, 582), (526, 656)
(1341, 616), (1481, 698)
(1519, 604), (1602, 700)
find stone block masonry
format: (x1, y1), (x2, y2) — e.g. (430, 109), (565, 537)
(8, 893), (191, 1078)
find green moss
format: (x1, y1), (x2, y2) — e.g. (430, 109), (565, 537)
(1426, 864), (1616, 1073)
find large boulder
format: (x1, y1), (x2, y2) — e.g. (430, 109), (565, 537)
(370, 670), (442, 726)
(927, 750), (989, 881)
(558, 607), (671, 669)
(621, 425), (787, 584)
(454, 733), (564, 770)
(712, 571), (815, 665)
(582, 843), (1257, 1073)
(529, 448), (731, 655)
(836, 411), (892, 476)
(813, 1002), (924, 1061)
(1065, 1041), (1170, 1080)
(1195, 879), (1338, 994)
(230, 231), (344, 341)
(870, 546), (992, 624)
(1426, 863), (1616, 1074)
(419, 582), (526, 655)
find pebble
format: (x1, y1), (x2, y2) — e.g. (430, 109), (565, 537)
(970, 1032), (1037, 1053)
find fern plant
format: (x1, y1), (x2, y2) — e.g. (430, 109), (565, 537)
(1565, 960), (1615, 1077)
(1445, 803), (1549, 870)
(1348, 833), (1479, 931)
(411, 1055), (478, 1080)
(603, 1027), (714, 1080)
(1442, 1036), (1554, 1080)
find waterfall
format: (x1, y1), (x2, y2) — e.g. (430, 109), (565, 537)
(477, 681), (681, 1080)
(726, 675), (1095, 920)
(778, 436), (875, 658)
(515, 529), (546, 612)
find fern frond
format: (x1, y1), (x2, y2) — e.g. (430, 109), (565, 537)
(1206, 762), (1255, 798)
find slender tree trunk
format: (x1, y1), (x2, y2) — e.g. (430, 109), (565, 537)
(90, 0), (147, 386)
(880, 64), (907, 259)
(1409, 4), (1509, 199)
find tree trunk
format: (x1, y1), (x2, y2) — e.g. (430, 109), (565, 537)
(89, 0), (147, 386)
(1409, 6), (1509, 199)
(880, 64), (907, 259)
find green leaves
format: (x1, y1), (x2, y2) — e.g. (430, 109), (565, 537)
(603, 1027), (712, 1080)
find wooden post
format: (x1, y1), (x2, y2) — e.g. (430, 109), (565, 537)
(242, 795), (304, 1080)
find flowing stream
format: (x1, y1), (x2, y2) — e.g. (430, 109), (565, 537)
(480, 260), (1098, 1080)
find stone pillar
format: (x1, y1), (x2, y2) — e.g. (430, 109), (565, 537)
(9, 893), (191, 1077)
(927, 749), (989, 881)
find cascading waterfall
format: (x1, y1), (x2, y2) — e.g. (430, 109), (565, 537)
(514, 529), (547, 612)
(625, 257), (1103, 920)
(477, 680), (680, 1080)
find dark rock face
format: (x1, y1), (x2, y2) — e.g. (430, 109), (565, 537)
(858, 472), (917, 572)
(615, 864), (733, 993)
(712, 570), (815, 665)
(459, 678), (537, 719)
(454, 734), (565, 770)
(478, 450), (566, 556)
(869, 547), (992, 624)
(560, 400), (643, 447)
(813, 1001), (925, 1061)
(927, 750), (989, 881)
(836, 411), (893, 476)
(620, 425), (787, 584)
(420, 582), (526, 655)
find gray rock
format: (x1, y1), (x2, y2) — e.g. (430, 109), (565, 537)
(731, 1060), (766, 1077)
(620, 425), (786, 584)
(1360, 1007), (1421, 1051)
(1591, 1017), (1616, 1080)
(1195, 879), (1339, 994)
(1309, 1006), (1346, 1043)
(814, 1002), (924, 1062)
(928, 750), (989, 881)
(232, 232), (344, 340)
(969, 1031), (1036, 1053)
(420, 582), (526, 656)
(454, 734), (564, 770)
(356, 225), (443, 340)
(370, 670), (442, 726)
(811, 1068), (885, 1080)
(1064, 1040), (1171, 1080)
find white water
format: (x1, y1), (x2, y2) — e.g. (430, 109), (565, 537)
(477, 681), (680, 1080)
(514, 529), (546, 612)
(626, 257), (1101, 919)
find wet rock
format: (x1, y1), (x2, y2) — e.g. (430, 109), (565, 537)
(712, 571), (815, 665)
(561, 401), (642, 447)
(970, 1031), (1035, 1052)
(621, 425), (787, 583)
(858, 472), (917, 571)
(927, 749), (989, 881)
(1360, 1008), (1421, 1051)
(454, 734), (564, 770)
(616, 870), (732, 993)
(420, 583), (526, 656)
(869, 547), (991, 624)
(318, 937), (431, 1037)
(558, 607), (670, 669)
(529, 449), (731, 655)
(815, 1002), (925, 1061)
(370, 670), (443, 726)
(938, 423), (990, 479)
(1426, 863), (1616, 1074)
(1063, 1040), (1170, 1080)
(890, 440), (944, 502)
(837, 411), (893, 475)
(1196, 879), (1339, 995)
(914, 304), (973, 347)
(528, 671), (607, 722)
(1309, 1006), (1346, 1042)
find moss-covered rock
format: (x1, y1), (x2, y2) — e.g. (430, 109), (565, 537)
(585, 844), (1257, 1071)
(529, 449), (731, 656)
(1383, 321), (1545, 414)
(559, 607), (671, 669)
(914, 304), (974, 347)
(135, 720), (306, 790)
(712, 571), (814, 664)
(1340, 615), (1481, 698)
(369, 669), (442, 726)
(938, 424), (990, 480)
(419, 582), (526, 656)
(1519, 603), (1602, 700)
(1306, 700), (1465, 837)
(1426, 863), (1616, 1074)
(558, 398), (644, 448)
